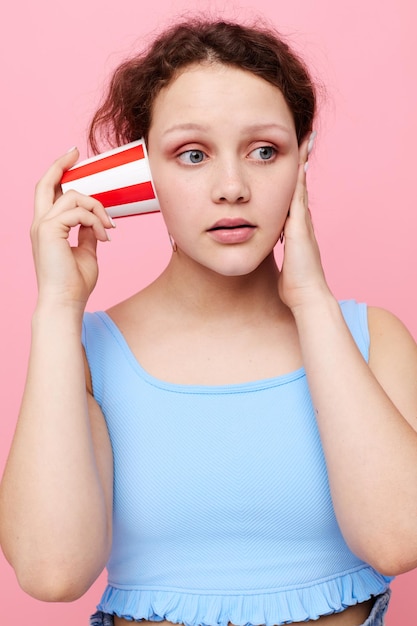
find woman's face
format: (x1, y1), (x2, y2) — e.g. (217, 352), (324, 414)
(147, 62), (300, 277)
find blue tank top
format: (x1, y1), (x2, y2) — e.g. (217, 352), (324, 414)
(82, 299), (392, 624)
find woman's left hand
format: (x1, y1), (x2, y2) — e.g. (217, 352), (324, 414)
(278, 135), (331, 312)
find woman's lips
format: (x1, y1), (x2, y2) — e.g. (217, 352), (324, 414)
(207, 218), (256, 244)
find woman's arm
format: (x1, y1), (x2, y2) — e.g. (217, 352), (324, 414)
(292, 297), (417, 576)
(0, 150), (114, 600)
(280, 138), (417, 575)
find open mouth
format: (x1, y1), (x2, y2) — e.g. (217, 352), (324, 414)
(209, 224), (254, 231)
(208, 218), (255, 232)
(206, 219), (256, 243)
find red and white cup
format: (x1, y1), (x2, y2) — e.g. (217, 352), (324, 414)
(61, 139), (160, 218)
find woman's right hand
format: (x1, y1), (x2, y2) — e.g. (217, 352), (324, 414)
(31, 147), (114, 309)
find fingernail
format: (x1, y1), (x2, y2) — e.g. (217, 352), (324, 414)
(106, 230), (112, 242)
(307, 130), (317, 155)
(66, 145), (77, 153)
(108, 216), (117, 228)
(304, 161), (309, 173)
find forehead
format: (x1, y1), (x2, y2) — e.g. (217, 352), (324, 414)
(150, 62), (296, 134)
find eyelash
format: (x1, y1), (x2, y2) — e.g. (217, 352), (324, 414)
(177, 149), (207, 165)
(249, 146), (278, 162)
(176, 145), (278, 165)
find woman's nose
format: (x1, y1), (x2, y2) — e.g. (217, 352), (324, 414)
(211, 161), (251, 204)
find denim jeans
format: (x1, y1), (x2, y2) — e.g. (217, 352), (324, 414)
(362, 589), (391, 626)
(89, 589), (391, 626)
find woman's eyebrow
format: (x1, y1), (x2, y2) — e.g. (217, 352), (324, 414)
(162, 122), (292, 137)
(163, 123), (209, 136)
(241, 122), (292, 135)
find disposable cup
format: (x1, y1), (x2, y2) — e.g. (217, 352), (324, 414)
(61, 139), (159, 218)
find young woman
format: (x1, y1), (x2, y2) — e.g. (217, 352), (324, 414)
(1, 18), (417, 626)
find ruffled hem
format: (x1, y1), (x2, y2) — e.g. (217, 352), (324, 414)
(97, 567), (392, 625)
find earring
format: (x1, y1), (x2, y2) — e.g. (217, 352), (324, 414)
(279, 231), (284, 244)
(168, 233), (177, 252)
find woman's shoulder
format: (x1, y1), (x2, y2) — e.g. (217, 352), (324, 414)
(367, 305), (417, 368)
(367, 305), (413, 333)
(367, 305), (416, 352)
(367, 306), (417, 421)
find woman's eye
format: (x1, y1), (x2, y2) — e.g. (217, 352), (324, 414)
(178, 149), (206, 164)
(250, 146), (277, 161)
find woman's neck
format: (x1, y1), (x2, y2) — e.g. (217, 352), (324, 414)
(154, 252), (287, 322)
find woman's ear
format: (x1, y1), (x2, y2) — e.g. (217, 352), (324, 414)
(298, 131), (316, 167)
(307, 130), (317, 156)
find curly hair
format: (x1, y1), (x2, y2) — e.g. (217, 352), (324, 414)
(89, 19), (317, 153)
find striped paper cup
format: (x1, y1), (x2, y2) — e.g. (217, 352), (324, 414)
(61, 139), (160, 218)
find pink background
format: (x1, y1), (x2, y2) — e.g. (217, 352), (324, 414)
(1, 0), (416, 623)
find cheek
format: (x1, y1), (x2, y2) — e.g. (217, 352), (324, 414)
(157, 194), (193, 236)
(157, 196), (177, 232)
(158, 178), (203, 226)
(265, 172), (297, 212)
(278, 164), (299, 203)
(150, 170), (180, 221)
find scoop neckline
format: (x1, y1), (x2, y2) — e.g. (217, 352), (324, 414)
(94, 310), (307, 394)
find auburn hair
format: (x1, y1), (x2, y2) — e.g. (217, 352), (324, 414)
(89, 19), (316, 153)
